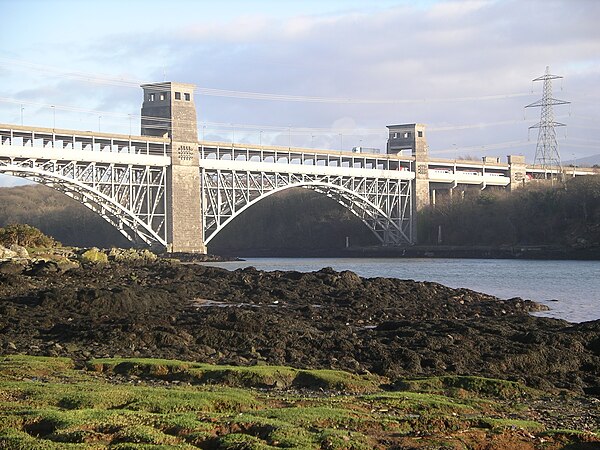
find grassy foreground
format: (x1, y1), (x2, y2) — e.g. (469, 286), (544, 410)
(0, 355), (598, 449)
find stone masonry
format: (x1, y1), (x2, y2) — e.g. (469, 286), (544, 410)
(387, 124), (429, 242)
(141, 82), (206, 253)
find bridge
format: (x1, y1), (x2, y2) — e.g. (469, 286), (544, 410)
(0, 82), (596, 253)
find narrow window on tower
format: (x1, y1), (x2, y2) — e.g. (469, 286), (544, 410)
(184, 93), (191, 101)
(148, 93), (155, 101)
(175, 92), (181, 100)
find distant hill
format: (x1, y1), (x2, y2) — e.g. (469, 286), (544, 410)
(564, 154), (600, 167)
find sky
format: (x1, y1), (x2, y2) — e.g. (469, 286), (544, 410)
(1, 0), (599, 186)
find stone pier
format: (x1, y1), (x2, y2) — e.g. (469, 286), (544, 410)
(141, 82), (206, 253)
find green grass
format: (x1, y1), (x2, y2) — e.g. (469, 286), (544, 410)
(0, 355), (76, 381)
(1, 355), (598, 449)
(393, 375), (537, 400)
(363, 390), (478, 414)
(89, 358), (382, 393)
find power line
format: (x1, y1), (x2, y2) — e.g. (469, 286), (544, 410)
(0, 57), (533, 105)
(0, 96), (550, 134)
(429, 139), (533, 155)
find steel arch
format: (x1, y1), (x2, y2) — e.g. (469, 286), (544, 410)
(202, 178), (412, 245)
(0, 165), (167, 246)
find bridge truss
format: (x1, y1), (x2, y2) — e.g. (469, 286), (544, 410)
(199, 144), (414, 246)
(0, 126), (170, 246)
(0, 125), (416, 249)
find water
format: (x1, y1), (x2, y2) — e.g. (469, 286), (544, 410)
(200, 258), (600, 323)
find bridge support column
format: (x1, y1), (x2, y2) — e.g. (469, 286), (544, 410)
(508, 155), (527, 191)
(141, 81), (206, 253)
(387, 123), (429, 244)
(412, 152), (430, 244)
(166, 142), (206, 253)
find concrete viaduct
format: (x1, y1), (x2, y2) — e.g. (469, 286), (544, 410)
(0, 82), (595, 253)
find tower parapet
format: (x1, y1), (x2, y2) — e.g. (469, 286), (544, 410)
(141, 82), (197, 142)
(386, 123), (427, 157)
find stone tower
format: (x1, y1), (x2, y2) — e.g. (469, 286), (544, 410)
(141, 82), (206, 253)
(386, 123), (429, 243)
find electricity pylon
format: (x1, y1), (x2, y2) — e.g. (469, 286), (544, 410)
(525, 66), (569, 178)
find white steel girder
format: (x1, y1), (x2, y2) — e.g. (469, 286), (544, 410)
(0, 158), (167, 246)
(201, 168), (412, 245)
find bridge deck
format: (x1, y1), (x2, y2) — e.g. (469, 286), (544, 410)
(1, 124), (596, 185)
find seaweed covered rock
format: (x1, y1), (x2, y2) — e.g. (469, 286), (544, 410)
(0, 262), (598, 394)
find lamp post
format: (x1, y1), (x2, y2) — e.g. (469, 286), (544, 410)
(259, 130), (262, 146)
(51, 105), (55, 129)
(98, 116), (102, 132)
(20, 105), (24, 125)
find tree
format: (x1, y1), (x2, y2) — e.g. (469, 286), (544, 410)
(0, 224), (59, 248)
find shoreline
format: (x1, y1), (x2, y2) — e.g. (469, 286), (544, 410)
(213, 244), (600, 260)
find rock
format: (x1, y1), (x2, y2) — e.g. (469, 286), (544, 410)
(0, 258), (598, 393)
(80, 248), (108, 264)
(0, 260), (26, 275)
(339, 270), (362, 287)
(108, 247), (157, 263)
(6, 342), (17, 350)
(0, 245), (17, 259)
(26, 260), (60, 275)
(55, 258), (80, 272)
(9, 244), (29, 259)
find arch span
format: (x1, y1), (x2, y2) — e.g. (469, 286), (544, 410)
(204, 181), (411, 246)
(0, 165), (167, 246)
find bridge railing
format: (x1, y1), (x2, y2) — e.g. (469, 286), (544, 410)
(0, 124), (169, 157)
(199, 142), (414, 172)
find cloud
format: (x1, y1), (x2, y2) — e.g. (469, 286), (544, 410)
(3, 0), (599, 161)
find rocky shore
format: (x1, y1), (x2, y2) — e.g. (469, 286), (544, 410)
(1, 254), (599, 396)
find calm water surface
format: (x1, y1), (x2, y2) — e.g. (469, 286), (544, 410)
(201, 258), (600, 323)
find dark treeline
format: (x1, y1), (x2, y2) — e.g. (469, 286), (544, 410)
(209, 188), (378, 253)
(0, 185), (377, 252)
(1, 177), (599, 253)
(0, 184), (130, 248)
(418, 176), (600, 248)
